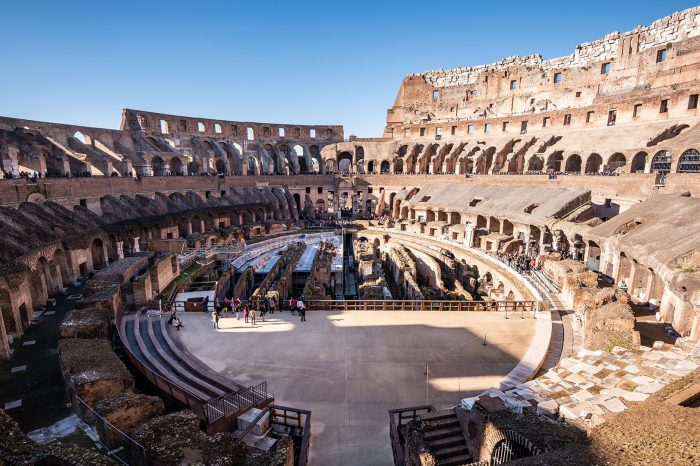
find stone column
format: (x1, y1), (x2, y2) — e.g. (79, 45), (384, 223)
(116, 241), (124, 260)
(133, 237), (140, 253)
(463, 222), (475, 248)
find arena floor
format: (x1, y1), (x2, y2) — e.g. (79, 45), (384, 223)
(177, 309), (536, 465)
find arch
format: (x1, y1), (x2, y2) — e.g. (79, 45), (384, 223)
(476, 215), (487, 229)
(546, 152), (564, 172)
(393, 158), (404, 174)
(474, 147), (496, 174)
(90, 238), (106, 270)
(651, 150), (672, 173)
(187, 160), (200, 175)
(214, 158), (227, 174)
(449, 212), (461, 224)
(338, 151), (353, 174)
(309, 145), (322, 174)
(151, 156), (166, 176)
(527, 156), (543, 172)
(311, 158), (320, 174)
(367, 161), (375, 173)
(426, 210), (436, 222)
(292, 145), (305, 174)
(502, 219), (514, 236)
(0, 287), (18, 335)
(489, 217), (500, 233)
(677, 148), (700, 173)
(564, 154), (581, 173)
(247, 156), (260, 175)
(607, 152), (626, 172)
(437, 211), (448, 222)
(73, 131), (86, 144)
(264, 144), (279, 174)
(293, 193), (301, 212)
(630, 151), (647, 173)
(169, 156), (183, 175)
(585, 153), (603, 174)
(324, 159), (336, 173)
(380, 160), (390, 173)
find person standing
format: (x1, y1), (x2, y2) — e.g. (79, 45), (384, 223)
(290, 297), (296, 315)
(212, 310), (219, 329)
(299, 302), (306, 322)
(244, 306), (249, 323)
(250, 307), (257, 326)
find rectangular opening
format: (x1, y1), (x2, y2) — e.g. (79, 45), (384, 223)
(247, 127), (254, 140)
(179, 120), (188, 131)
(510, 80), (517, 90)
(633, 103), (642, 117)
(317, 187), (323, 194)
(656, 49), (667, 63)
(232, 125), (239, 135)
(542, 117), (550, 127)
(688, 94), (698, 110)
(451, 126), (457, 135)
(586, 111), (594, 123)
(160, 119), (169, 134)
(221, 190), (226, 197)
(575, 91), (581, 98)
(435, 127), (442, 138)
(214, 123), (222, 134)
(601, 62), (611, 74)
(660, 99), (669, 113)
(279, 127), (285, 137)
(205, 191), (211, 199)
(520, 121), (528, 134)
(326, 128), (333, 138)
(484, 123), (492, 133)
(294, 128), (301, 138)
(432, 90), (439, 100)
(553, 72), (562, 84)
(467, 124), (475, 134)
(79, 199), (87, 207)
(197, 122), (205, 132)
(419, 127), (426, 137)
(310, 128), (316, 138)
(563, 114), (571, 125)
(607, 109), (617, 126)
(502, 121), (508, 131)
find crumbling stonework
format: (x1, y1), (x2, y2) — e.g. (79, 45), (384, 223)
(302, 241), (337, 300)
(58, 338), (134, 406)
(59, 306), (110, 338)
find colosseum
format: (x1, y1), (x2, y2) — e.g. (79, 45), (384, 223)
(1, 6), (699, 466)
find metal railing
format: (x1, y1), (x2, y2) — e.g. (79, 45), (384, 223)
(69, 392), (147, 465)
(306, 299), (536, 313)
(115, 305), (271, 431)
(388, 405), (435, 466)
(270, 404), (312, 466)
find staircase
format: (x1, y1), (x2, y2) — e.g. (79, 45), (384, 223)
(421, 410), (472, 466)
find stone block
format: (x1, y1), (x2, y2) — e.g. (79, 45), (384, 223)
(237, 408), (270, 436)
(536, 399), (559, 417)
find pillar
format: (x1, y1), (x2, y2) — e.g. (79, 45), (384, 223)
(116, 241), (124, 260)
(132, 237), (140, 253)
(463, 222), (475, 248)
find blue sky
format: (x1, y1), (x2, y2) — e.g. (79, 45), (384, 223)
(0, 1), (697, 137)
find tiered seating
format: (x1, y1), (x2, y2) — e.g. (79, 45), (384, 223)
(119, 312), (263, 415)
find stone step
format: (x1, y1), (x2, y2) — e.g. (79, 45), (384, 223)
(424, 417), (461, 431)
(438, 454), (473, 466)
(428, 434), (466, 450)
(424, 426), (464, 441)
(435, 444), (471, 460)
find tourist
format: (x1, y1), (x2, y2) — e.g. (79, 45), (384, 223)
(289, 296), (296, 314)
(299, 301), (306, 322)
(223, 296), (230, 317)
(268, 296), (276, 314)
(172, 315), (184, 331)
(260, 306), (266, 322)
(212, 309), (219, 329)
(250, 307), (257, 326)
(244, 305), (249, 323)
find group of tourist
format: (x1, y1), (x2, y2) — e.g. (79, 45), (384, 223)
(166, 295), (308, 331)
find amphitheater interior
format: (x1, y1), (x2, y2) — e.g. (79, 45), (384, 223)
(1, 6), (700, 466)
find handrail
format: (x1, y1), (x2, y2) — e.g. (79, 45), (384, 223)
(388, 405), (434, 466)
(305, 299), (536, 313)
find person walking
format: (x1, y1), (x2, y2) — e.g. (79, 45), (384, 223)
(299, 301), (306, 322)
(244, 306), (249, 323)
(212, 310), (219, 329)
(268, 297), (275, 314)
(250, 307), (257, 326)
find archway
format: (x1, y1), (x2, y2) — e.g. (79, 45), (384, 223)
(607, 153), (626, 172)
(393, 158), (403, 174)
(90, 238), (106, 269)
(293, 193), (301, 212)
(651, 150), (672, 173)
(248, 156), (260, 175)
(630, 152), (647, 173)
(380, 161), (390, 173)
(338, 152), (353, 174)
(187, 160), (200, 175)
(546, 152), (563, 172)
(151, 156), (166, 176)
(677, 148), (700, 173)
(214, 158), (227, 174)
(564, 154), (581, 173)
(527, 156), (543, 172)
(585, 153), (603, 174)
(367, 161), (375, 173)
(169, 157), (183, 175)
